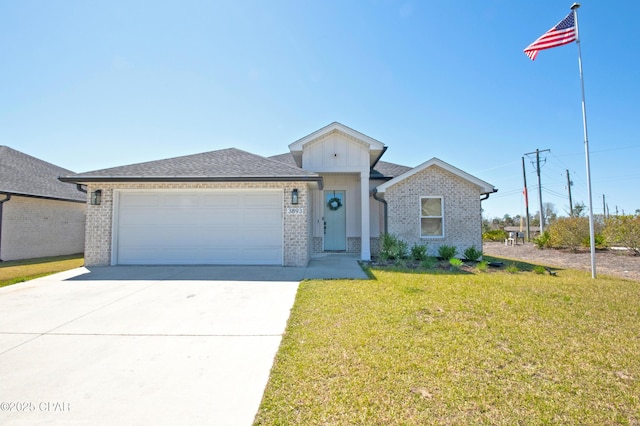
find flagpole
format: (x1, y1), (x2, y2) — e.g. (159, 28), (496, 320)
(571, 3), (597, 278)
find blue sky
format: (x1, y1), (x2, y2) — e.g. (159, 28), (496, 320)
(2, 1), (638, 219)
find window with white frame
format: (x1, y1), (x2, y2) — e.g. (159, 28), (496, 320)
(420, 196), (443, 237)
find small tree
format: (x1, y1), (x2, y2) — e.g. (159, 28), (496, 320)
(572, 202), (587, 218)
(604, 215), (640, 255)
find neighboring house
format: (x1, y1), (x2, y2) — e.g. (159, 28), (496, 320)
(59, 122), (496, 267)
(0, 146), (86, 261)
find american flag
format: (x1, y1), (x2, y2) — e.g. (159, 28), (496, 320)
(524, 11), (576, 60)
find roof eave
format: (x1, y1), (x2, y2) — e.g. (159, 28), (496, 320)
(58, 175), (324, 189)
(0, 190), (86, 204)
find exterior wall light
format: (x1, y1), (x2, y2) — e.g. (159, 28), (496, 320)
(91, 190), (102, 205)
(291, 189), (299, 205)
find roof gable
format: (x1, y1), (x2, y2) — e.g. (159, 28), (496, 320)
(288, 122), (386, 169)
(376, 157), (496, 194)
(60, 148), (321, 184)
(0, 146), (85, 202)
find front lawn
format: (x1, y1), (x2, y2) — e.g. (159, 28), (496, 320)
(255, 264), (640, 424)
(0, 254), (84, 288)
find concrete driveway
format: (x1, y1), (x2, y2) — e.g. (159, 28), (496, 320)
(0, 266), (300, 425)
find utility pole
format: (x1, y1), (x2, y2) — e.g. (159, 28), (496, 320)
(524, 148), (550, 235)
(602, 194), (606, 220)
(521, 157), (531, 240)
(566, 169), (573, 216)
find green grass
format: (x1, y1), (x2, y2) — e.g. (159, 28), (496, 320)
(254, 261), (640, 425)
(0, 254), (84, 288)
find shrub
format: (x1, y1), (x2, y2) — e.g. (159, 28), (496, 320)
(533, 265), (546, 275)
(438, 245), (458, 261)
(506, 263), (519, 273)
(380, 234), (409, 260)
(533, 231), (551, 249)
(476, 261), (488, 272)
(411, 244), (428, 261)
(394, 240), (409, 260)
(483, 229), (508, 242)
(420, 257), (438, 269)
(463, 245), (483, 262)
(449, 258), (463, 270)
(380, 233), (397, 259)
(548, 217), (590, 251)
(394, 258), (408, 269)
(581, 233), (606, 249)
(603, 215), (640, 255)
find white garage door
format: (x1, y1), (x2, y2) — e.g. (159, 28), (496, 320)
(115, 191), (283, 265)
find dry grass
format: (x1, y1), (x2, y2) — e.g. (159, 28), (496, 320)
(0, 254), (84, 288)
(254, 263), (640, 425)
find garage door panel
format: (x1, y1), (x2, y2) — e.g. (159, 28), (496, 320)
(242, 227), (281, 240)
(241, 248), (282, 264)
(120, 193), (161, 207)
(119, 227), (235, 246)
(120, 226), (281, 246)
(244, 193), (282, 207)
(116, 191), (283, 265)
(198, 193), (241, 207)
(119, 248), (243, 265)
(244, 208), (280, 223)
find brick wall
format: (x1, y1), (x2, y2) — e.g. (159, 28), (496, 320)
(1, 196), (86, 261)
(84, 182), (311, 267)
(383, 165), (483, 257)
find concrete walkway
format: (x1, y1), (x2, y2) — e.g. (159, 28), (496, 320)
(0, 256), (367, 425)
(305, 253), (370, 280)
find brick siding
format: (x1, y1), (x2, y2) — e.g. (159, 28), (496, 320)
(383, 165), (483, 257)
(1, 196), (86, 261)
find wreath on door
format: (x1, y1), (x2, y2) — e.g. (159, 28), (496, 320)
(327, 196), (343, 211)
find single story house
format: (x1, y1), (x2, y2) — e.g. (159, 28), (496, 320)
(60, 123), (496, 267)
(0, 146), (86, 261)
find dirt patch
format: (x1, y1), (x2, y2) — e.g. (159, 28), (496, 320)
(483, 241), (640, 282)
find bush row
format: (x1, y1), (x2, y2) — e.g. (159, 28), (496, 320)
(490, 215), (640, 254)
(378, 234), (483, 262)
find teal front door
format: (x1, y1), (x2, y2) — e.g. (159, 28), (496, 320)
(324, 190), (346, 251)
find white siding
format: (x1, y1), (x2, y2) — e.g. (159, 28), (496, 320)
(113, 190), (283, 265)
(302, 133), (370, 173)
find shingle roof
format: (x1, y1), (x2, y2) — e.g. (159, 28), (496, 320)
(61, 148), (320, 183)
(269, 153), (411, 179)
(0, 146), (86, 202)
(372, 161), (413, 178)
(268, 153), (299, 168)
